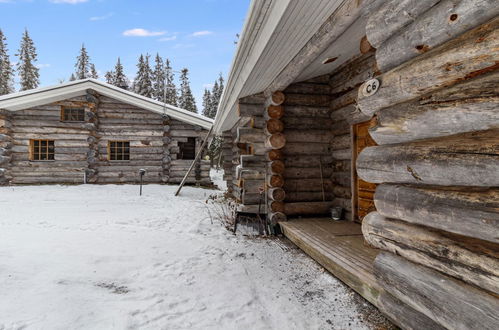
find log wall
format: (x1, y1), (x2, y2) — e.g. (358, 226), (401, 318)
(358, 8), (499, 329)
(1, 94), (211, 185)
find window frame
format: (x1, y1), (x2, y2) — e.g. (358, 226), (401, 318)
(29, 139), (55, 161)
(107, 141), (130, 161)
(60, 106), (85, 122)
(178, 137), (197, 160)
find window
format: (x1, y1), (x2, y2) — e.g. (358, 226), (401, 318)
(61, 107), (85, 122)
(178, 137), (196, 160)
(30, 139), (55, 161)
(108, 141), (130, 161)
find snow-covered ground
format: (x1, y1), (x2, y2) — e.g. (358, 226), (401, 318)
(0, 177), (392, 330)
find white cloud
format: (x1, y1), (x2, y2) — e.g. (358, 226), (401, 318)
(90, 12), (113, 21)
(203, 83), (214, 89)
(36, 63), (51, 69)
(191, 30), (213, 37)
(49, 0), (88, 4)
(158, 35), (177, 42)
(123, 28), (166, 37)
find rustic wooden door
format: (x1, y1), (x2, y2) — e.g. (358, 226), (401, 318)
(352, 118), (377, 222)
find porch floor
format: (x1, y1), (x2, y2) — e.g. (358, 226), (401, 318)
(279, 218), (382, 305)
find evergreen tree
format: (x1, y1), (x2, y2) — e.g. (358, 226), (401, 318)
(202, 88), (212, 117)
(89, 63), (98, 79)
(69, 73), (76, 81)
(152, 53), (165, 101)
(134, 54), (153, 98)
(178, 68), (197, 112)
(16, 29), (39, 91)
(208, 73), (224, 118)
(104, 71), (114, 84)
(0, 29), (14, 95)
(113, 57), (129, 90)
(164, 58), (177, 106)
(75, 44), (91, 79)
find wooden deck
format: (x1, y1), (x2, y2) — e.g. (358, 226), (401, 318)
(279, 218), (382, 305)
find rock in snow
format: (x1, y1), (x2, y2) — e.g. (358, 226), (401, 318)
(0, 182), (392, 329)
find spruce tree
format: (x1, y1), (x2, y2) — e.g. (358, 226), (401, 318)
(164, 58), (177, 106)
(89, 63), (98, 79)
(104, 71), (114, 84)
(69, 73), (76, 81)
(202, 88), (213, 118)
(208, 74), (224, 118)
(75, 44), (91, 79)
(178, 68), (197, 113)
(134, 54), (153, 98)
(16, 29), (39, 91)
(0, 29), (14, 95)
(152, 53), (165, 102)
(113, 57), (129, 90)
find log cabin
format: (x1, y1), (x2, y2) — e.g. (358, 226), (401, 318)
(213, 0), (499, 329)
(0, 79), (213, 185)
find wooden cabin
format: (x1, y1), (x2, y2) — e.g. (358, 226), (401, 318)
(0, 79), (213, 185)
(214, 1), (499, 329)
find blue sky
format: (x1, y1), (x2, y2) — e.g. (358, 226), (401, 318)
(0, 0), (250, 111)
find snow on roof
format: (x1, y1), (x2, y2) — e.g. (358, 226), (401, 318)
(0, 79), (213, 130)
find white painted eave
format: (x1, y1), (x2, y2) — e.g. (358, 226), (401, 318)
(0, 79), (213, 130)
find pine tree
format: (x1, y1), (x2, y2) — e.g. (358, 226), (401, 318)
(202, 88), (213, 117)
(69, 73), (76, 81)
(113, 57), (129, 90)
(164, 58), (177, 106)
(134, 54), (153, 98)
(178, 68), (197, 113)
(75, 44), (91, 79)
(16, 29), (39, 91)
(89, 63), (98, 79)
(0, 29), (14, 95)
(152, 53), (165, 102)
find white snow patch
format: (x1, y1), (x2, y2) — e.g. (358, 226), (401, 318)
(0, 183), (386, 329)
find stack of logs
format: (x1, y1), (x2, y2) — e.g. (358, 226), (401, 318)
(355, 3), (499, 328)
(0, 109), (12, 185)
(161, 114), (171, 183)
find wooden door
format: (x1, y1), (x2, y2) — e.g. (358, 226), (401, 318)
(352, 118), (377, 222)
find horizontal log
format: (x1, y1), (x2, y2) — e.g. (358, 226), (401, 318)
(363, 212), (499, 295)
(284, 178), (333, 193)
(268, 212), (286, 224)
(377, 0), (499, 71)
(284, 201), (333, 216)
(357, 129), (499, 186)
(332, 185), (351, 199)
(284, 82), (331, 95)
(238, 103), (263, 117)
(329, 53), (377, 94)
(330, 119), (350, 135)
(284, 167), (332, 179)
(358, 16), (499, 115)
(284, 130), (333, 144)
(374, 252), (499, 330)
(269, 201), (285, 213)
(266, 105), (285, 119)
(285, 191), (334, 203)
(283, 155), (333, 168)
(331, 148), (350, 160)
(281, 116), (333, 130)
(268, 187), (285, 202)
(374, 184), (499, 244)
(236, 127), (264, 144)
(283, 142), (330, 155)
(267, 174), (284, 188)
(331, 172), (351, 187)
(370, 71), (499, 144)
(284, 106), (330, 118)
(284, 94), (330, 107)
(266, 149), (284, 161)
(269, 160), (285, 174)
(365, 0), (440, 48)
(265, 118), (284, 135)
(265, 133), (286, 149)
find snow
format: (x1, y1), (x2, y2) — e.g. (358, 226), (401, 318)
(0, 182), (390, 330)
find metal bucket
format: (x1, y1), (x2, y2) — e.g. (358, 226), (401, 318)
(330, 207), (344, 221)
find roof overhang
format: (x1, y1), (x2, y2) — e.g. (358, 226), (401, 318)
(213, 0), (373, 133)
(0, 79), (213, 130)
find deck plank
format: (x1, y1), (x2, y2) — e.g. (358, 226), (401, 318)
(280, 218), (382, 305)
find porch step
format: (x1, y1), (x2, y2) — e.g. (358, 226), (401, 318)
(279, 218), (381, 305)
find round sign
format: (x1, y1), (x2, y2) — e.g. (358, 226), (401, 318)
(361, 78), (380, 97)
